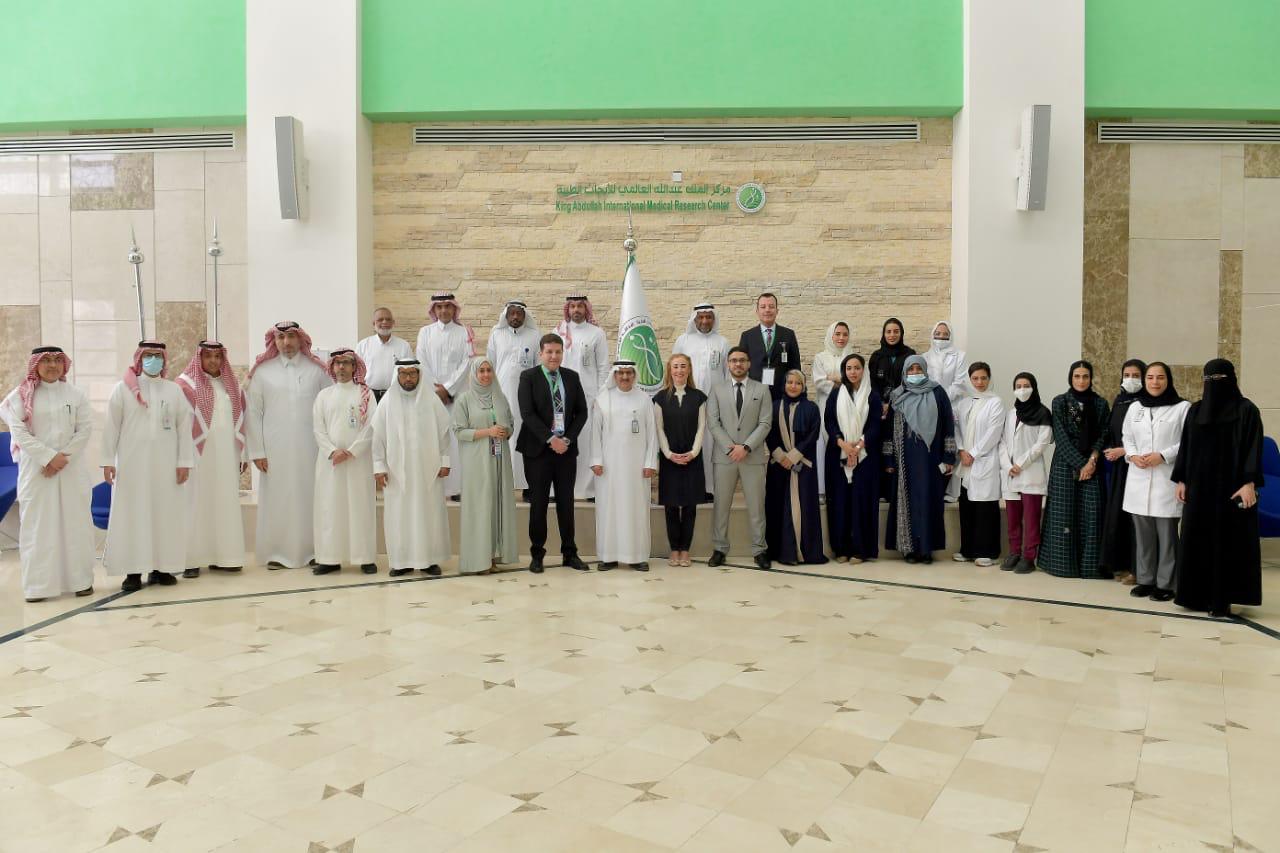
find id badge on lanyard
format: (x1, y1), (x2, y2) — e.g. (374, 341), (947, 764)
(762, 368), (776, 386)
(630, 411), (640, 435)
(160, 400), (172, 431)
(553, 412), (566, 435)
(348, 405), (358, 429)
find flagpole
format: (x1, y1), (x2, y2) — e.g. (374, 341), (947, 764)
(623, 205), (637, 256)
(208, 217), (222, 341)
(127, 227), (146, 340)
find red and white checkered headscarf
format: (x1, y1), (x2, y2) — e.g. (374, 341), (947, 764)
(17, 346), (72, 428)
(556, 295), (597, 350)
(123, 341), (168, 407)
(327, 348), (372, 422)
(247, 321), (328, 378)
(178, 341), (245, 455)
(428, 293), (476, 351)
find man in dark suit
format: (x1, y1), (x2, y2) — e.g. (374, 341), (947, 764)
(516, 333), (591, 573)
(737, 292), (801, 401)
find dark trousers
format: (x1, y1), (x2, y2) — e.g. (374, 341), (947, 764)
(958, 486), (1001, 559)
(664, 505), (697, 551)
(525, 452), (577, 560)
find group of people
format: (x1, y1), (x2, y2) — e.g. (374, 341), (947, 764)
(1, 292), (1265, 619)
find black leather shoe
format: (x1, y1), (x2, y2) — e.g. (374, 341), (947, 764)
(700, 492), (715, 504)
(529, 558), (544, 574)
(707, 551), (726, 567)
(25, 597), (47, 603)
(266, 561), (286, 570)
(1001, 555), (1020, 571)
(1209, 608), (1232, 618)
(122, 574), (142, 592)
(521, 489), (531, 503)
(598, 561), (617, 572)
(183, 568), (201, 579)
(149, 571), (177, 586)
(1150, 588), (1174, 602)
(75, 586), (93, 597)
(211, 565), (242, 572)
(389, 568), (413, 577)
(360, 563), (378, 575)
(904, 553), (919, 564)
(630, 563), (649, 572)
(1014, 558), (1035, 574)
(312, 564), (340, 576)
(565, 555), (590, 572)
(920, 554), (933, 565)
(754, 553), (771, 569)
(1130, 584), (1154, 598)
(423, 565), (442, 576)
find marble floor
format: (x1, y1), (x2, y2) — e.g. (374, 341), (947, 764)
(1, 548), (1279, 852)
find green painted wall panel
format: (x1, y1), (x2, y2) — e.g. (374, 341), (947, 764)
(0, 0), (245, 131)
(1086, 0), (1280, 119)
(361, 0), (963, 120)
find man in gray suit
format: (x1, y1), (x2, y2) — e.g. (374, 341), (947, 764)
(706, 346), (773, 568)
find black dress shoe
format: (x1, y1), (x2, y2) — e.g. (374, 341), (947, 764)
(266, 561), (286, 571)
(183, 567), (201, 579)
(1014, 558), (1035, 574)
(701, 492), (715, 504)
(211, 565), (242, 573)
(389, 568), (413, 577)
(564, 555), (590, 572)
(149, 571), (177, 586)
(529, 558), (544, 574)
(598, 561), (617, 572)
(754, 553), (771, 569)
(75, 586), (93, 597)
(1150, 588), (1174, 602)
(360, 563), (378, 575)
(630, 563), (649, 572)
(904, 553), (919, 564)
(521, 489), (531, 503)
(708, 551), (726, 567)
(1001, 555), (1021, 571)
(309, 559), (318, 566)
(1130, 584), (1154, 598)
(920, 554), (933, 565)
(24, 597), (47, 603)
(423, 565), (442, 576)
(312, 564), (340, 576)
(122, 574), (143, 592)
(1209, 608), (1232, 618)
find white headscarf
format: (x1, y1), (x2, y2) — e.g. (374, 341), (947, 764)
(823, 321), (853, 359)
(684, 303), (720, 336)
(491, 301), (539, 336)
(375, 361), (449, 479)
(835, 356), (871, 468)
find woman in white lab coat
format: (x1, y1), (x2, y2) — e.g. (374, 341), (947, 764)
(999, 372), (1053, 573)
(1121, 362), (1190, 602)
(923, 321), (968, 503)
(953, 362), (1005, 566)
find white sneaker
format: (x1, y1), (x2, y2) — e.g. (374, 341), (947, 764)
(952, 553), (969, 562)
(975, 558), (994, 567)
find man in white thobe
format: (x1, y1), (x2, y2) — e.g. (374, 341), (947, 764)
(590, 362), (658, 571)
(102, 342), (194, 591)
(356, 307), (413, 403)
(177, 340), (247, 578)
(672, 301), (728, 501)
(556, 294), (610, 499)
(486, 300), (540, 493)
(416, 293), (474, 499)
(373, 359), (451, 577)
(246, 321), (331, 569)
(312, 349), (377, 576)
(0, 346), (95, 601)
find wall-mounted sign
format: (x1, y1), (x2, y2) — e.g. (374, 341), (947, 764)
(553, 181), (764, 214)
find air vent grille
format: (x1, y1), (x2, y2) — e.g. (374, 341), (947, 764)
(413, 122), (920, 145)
(0, 131), (237, 155)
(1098, 123), (1280, 144)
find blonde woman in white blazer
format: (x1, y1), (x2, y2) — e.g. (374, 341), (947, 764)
(954, 362), (1006, 566)
(1121, 362), (1190, 602)
(999, 372), (1054, 573)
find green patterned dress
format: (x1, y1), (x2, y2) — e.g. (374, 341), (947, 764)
(1038, 393), (1111, 578)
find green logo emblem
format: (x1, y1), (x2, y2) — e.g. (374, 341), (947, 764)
(619, 322), (665, 390)
(735, 182), (766, 214)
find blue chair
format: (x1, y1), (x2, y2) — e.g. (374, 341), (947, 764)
(0, 439), (18, 525)
(1261, 437), (1280, 538)
(91, 481), (112, 530)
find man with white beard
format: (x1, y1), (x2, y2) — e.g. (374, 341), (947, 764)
(0, 346), (95, 601)
(672, 302), (728, 502)
(312, 349), (377, 576)
(102, 342), (194, 591)
(177, 341), (246, 578)
(486, 300), (540, 495)
(590, 362), (658, 571)
(356, 307), (414, 402)
(373, 359), (451, 577)
(555, 294), (609, 499)
(246, 321), (331, 569)
(416, 293), (475, 500)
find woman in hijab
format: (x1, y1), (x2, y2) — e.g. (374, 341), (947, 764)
(869, 318), (915, 500)
(765, 370), (827, 565)
(1121, 362), (1189, 602)
(825, 354), (882, 564)
(812, 321), (852, 497)
(1039, 360), (1111, 578)
(999, 372), (1053, 572)
(884, 355), (956, 563)
(924, 320), (970, 504)
(1173, 359), (1264, 617)
(1099, 358), (1147, 584)
(452, 357), (518, 574)
(953, 362), (1006, 567)
(653, 353), (707, 567)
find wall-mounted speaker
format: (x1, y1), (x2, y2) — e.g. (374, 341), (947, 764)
(274, 116), (308, 220)
(1016, 105), (1051, 211)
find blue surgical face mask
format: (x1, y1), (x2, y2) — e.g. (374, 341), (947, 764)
(906, 374), (927, 386)
(141, 355), (164, 376)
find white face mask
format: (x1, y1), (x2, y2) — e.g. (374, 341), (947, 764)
(933, 337), (951, 351)
(1121, 377), (1141, 394)
(1013, 387), (1033, 402)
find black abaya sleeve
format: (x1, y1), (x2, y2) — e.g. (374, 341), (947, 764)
(935, 386), (957, 466)
(795, 400), (821, 462)
(1238, 402), (1266, 490)
(1171, 407), (1195, 484)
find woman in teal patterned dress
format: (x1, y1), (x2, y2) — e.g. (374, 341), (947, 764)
(1039, 360), (1112, 578)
